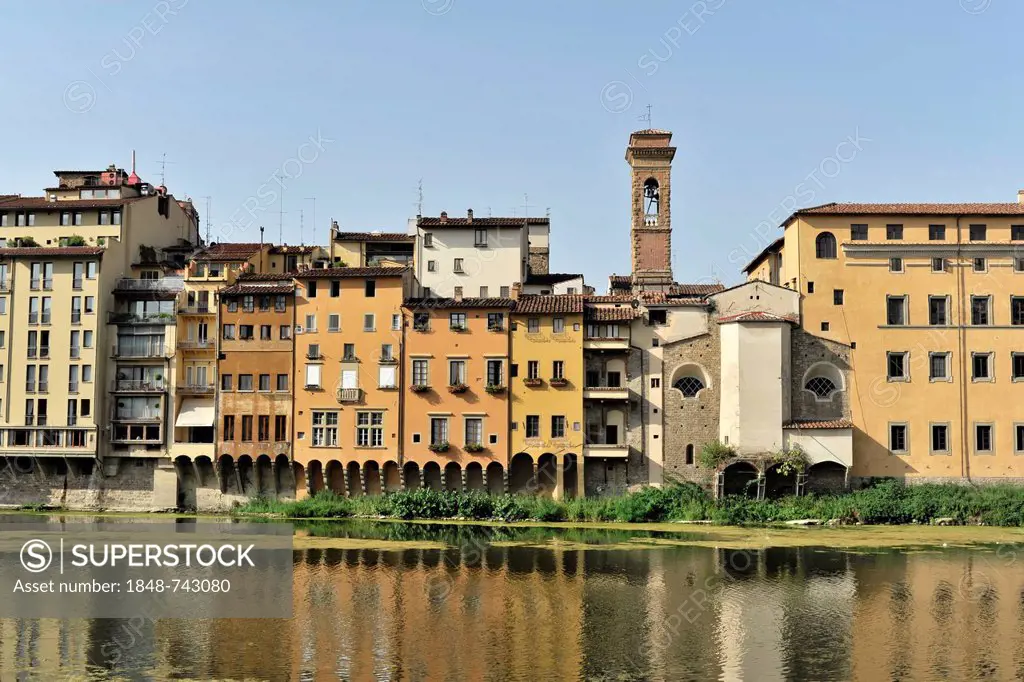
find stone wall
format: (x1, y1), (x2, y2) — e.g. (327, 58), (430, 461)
(0, 457), (173, 511)
(528, 247), (549, 276)
(661, 324), (722, 486)
(790, 329), (851, 422)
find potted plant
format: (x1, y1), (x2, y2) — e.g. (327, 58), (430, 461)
(448, 383), (468, 394)
(484, 384), (505, 394)
(450, 324), (467, 332)
(428, 441), (450, 453)
(464, 443), (485, 453)
(549, 377), (569, 387)
(523, 377), (543, 387)
(410, 384), (430, 393)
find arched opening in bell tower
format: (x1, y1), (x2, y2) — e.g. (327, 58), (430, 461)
(643, 178), (660, 226)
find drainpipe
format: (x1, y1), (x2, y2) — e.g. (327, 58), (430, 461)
(956, 216), (970, 480)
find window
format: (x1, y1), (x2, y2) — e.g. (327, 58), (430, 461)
(479, 286), (489, 298)
(675, 376), (705, 397)
(413, 312), (429, 331)
(427, 260), (437, 272)
(972, 353), (992, 381)
(890, 424), (908, 453)
(807, 282), (815, 294)
(412, 359), (429, 385)
(378, 365), (397, 388)
(239, 325), (254, 340)
(449, 312), (466, 330)
(1013, 226), (1024, 241)
(259, 374), (271, 392)
(228, 301), (238, 313)
(312, 411), (338, 446)
(553, 316), (565, 333)
(329, 280), (340, 297)
(258, 416), (270, 442)
(970, 224), (987, 241)
(974, 257), (987, 273)
(357, 411), (384, 447)
(527, 361), (539, 379)
(363, 313), (375, 331)
(1016, 258), (1024, 273)
(500, 286), (510, 298)
(328, 314), (340, 332)
(430, 417), (448, 446)
(307, 281), (317, 298)
(275, 295), (287, 312)
(222, 415), (235, 441)
(260, 325), (271, 340)
(392, 314), (401, 330)
(804, 376), (837, 399)
(449, 360), (466, 385)
(527, 318), (540, 333)
(887, 352), (908, 381)
(487, 313), (504, 331)
(931, 424), (949, 453)
(833, 289), (844, 305)
(930, 353), (950, 381)
(275, 415), (287, 442)
(1017, 425), (1024, 453)
(60, 212), (71, 226)
(82, 365), (91, 383)
(86, 262), (97, 279)
(886, 224), (904, 240)
(474, 228), (487, 247)
(929, 296), (948, 326)
(365, 280), (376, 297)
(304, 314), (316, 331)
(552, 360), (564, 380)
(931, 257), (946, 273)
(465, 417), (483, 446)
(971, 296), (991, 325)
(381, 343), (394, 361)
(343, 343), (356, 360)
(525, 415), (540, 438)
(242, 295), (254, 313)
(850, 224), (868, 241)
(279, 325), (291, 340)
(889, 257), (903, 273)
(238, 374), (254, 391)
(551, 416), (566, 438)
(487, 359), (503, 386)
(241, 416), (253, 442)
(815, 232), (837, 259)
(886, 296), (907, 325)
(221, 374), (233, 391)
(929, 224), (946, 241)
(820, 322), (830, 332)
(1012, 297), (1024, 326)
(976, 424), (993, 453)
(423, 232), (433, 247)
(453, 258), (464, 273)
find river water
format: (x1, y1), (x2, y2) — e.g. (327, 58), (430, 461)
(1, 518), (1022, 681)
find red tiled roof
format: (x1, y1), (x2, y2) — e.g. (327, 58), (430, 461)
(796, 202), (1024, 218)
(404, 297), (515, 310)
(514, 294), (584, 314)
(417, 216), (549, 228)
(219, 283), (294, 297)
(0, 196), (140, 210)
(293, 266), (408, 279)
(585, 306), (639, 322)
(192, 243), (263, 261)
(269, 245), (318, 254)
(632, 129), (672, 135)
(670, 283), (725, 296)
(783, 419), (853, 430)
(0, 246), (104, 257)
(609, 275), (631, 286)
(586, 295), (635, 304)
(237, 272), (296, 281)
(334, 231), (414, 243)
(716, 311), (797, 324)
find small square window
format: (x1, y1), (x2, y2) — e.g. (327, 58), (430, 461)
(1013, 225), (1024, 241)
(970, 224), (987, 241)
(929, 224), (946, 241)
(972, 353), (992, 381)
(973, 257), (987, 273)
(821, 322), (830, 331)
(886, 224), (904, 240)
(931, 257), (946, 273)
(889, 257), (903, 273)
(807, 281), (815, 294)
(975, 424), (993, 454)
(651, 377), (660, 388)
(412, 433), (421, 443)
(850, 224), (868, 241)
(833, 289), (844, 305)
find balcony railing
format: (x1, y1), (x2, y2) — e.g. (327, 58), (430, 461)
(39, 346), (49, 359)
(114, 278), (183, 293)
(28, 313), (37, 325)
(36, 415), (47, 426)
(70, 347), (81, 359)
(71, 312), (81, 324)
(178, 305), (214, 315)
(24, 382), (34, 393)
(112, 344), (170, 359)
(27, 347), (36, 358)
(42, 278), (52, 290)
(112, 380), (166, 392)
(108, 311), (176, 325)
(37, 383), (48, 394)
(0, 427), (96, 452)
(40, 313), (50, 324)
(337, 388), (362, 403)
(177, 339), (215, 351)
(30, 279), (40, 291)
(177, 383), (215, 395)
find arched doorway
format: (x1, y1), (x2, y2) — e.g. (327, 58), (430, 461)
(805, 461), (848, 494)
(275, 454), (294, 498)
(403, 462), (421, 490)
(307, 459), (325, 496)
(486, 462), (505, 495)
(444, 462), (462, 492)
(721, 461), (759, 498)
(382, 461), (402, 492)
(346, 462), (362, 497)
(174, 455), (196, 510)
(256, 455), (274, 496)
(237, 455), (255, 495)
(465, 462), (485, 492)
(509, 453), (533, 494)
(325, 460), (344, 495)
(563, 454), (578, 499)
(764, 463), (797, 499)
(218, 455), (236, 494)
(423, 462), (443, 491)
(194, 455), (214, 489)
(364, 461), (383, 495)
(536, 453), (558, 497)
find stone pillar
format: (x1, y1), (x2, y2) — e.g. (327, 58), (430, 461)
(503, 471), (510, 494)
(305, 465), (314, 497)
(359, 465), (367, 495)
(233, 462), (243, 497)
(460, 469), (468, 493)
(419, 469), (426, 490)
(554, 457), (564, 501)
(341, 466), (350, 497)
(399, 468), (406, 490)
(576, 457), (586, 498)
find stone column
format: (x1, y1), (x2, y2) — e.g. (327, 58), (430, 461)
(419, 469), (426, 490)
(359, 465), (367, 495)
(554, 456), (564, 501)
(398, 468), (406, 490)
(460, 469), (468, 493)
(233, 462), (243, 497)
(305, 464), (314, 497)
(576, 457), (586, 498)
(503, 471), (510, 494)
(341, 466), (350, 497)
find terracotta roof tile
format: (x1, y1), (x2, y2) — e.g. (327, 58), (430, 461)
(586, 295), (636, 304)
(334, 231), (414, 243)
(269, 245), (318, 254)
(417, 216), (549, 228)
(632, 129), (672, 135)
(783, 419), (853, 430)
(219, 283), (294, 297)
(585, 306), (639, 322)
(670, 283), (725, 296)
(404, 297), (515, 310)
(717, 311), (797, 324)
(294, 266), (408, 279)
(0, 196), (141, 210)
(0, 246), (104, 257)
(193, 243), (263, 261)
(514, 294), (584, 314)
(237, 272), (296, 281)
(798, 202), (1024, 217)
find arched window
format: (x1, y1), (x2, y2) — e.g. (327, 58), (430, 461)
(643, 178), (660, 225)
(816, 232), (837, 259)
(685, 444), (694, 465)
(675, 376), (705, 398)
(804, 376), (837, 399)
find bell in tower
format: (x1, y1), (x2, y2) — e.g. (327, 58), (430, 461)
(626, 129), (676, 291)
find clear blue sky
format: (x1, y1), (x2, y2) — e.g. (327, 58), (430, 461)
(1, 0), (1020, 287)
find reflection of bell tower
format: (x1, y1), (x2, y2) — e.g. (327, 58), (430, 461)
(626, 129), (675, 291)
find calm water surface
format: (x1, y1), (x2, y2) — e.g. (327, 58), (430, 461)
(1, 517), (1023, 681)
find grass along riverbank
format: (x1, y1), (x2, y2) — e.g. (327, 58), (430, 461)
(237, 480), (1024, 527)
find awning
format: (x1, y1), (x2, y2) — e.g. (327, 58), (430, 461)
(175, 399), (215, 428)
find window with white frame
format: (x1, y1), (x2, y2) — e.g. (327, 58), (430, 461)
(890, 423), (908, 453)
(378, 365), (397, 388)
(465, 417), (483, 446)
(929, 352), (950, 381)
(412, 359), (429, 385)
(312, 411), (338, 446)
(430, 417), (448, 445)
(449, 360), (466, 385)
(357, 411), (384, 447)
(305, 364), (322, 388)
(931, 424), (949, 453)
(976, 424), (993, 453)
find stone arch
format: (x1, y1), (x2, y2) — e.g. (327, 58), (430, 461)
(815, 231), (837, 259)
(423, 462), (443, 491)
(275, 454), (294, 498)
(195, 455), (215, 488)
(805, 461), (848, 494)
(237, 455), (255, 495)
(256, 454), (274, 496)
(382, 461), (402, 492)
(604, 409), (626, 444)
(509, 452), (534, 494)
(605, 358), (627, 387)
(292, 461), (306, 497)
(722, 461), (759, 498)
(174, 455), (196, 510)
(536, 453), (558, 497)
(562, 454), (578, 498)
(218, 455), (236, 494)
(486, 462), (505, 495)
(346, 461), (363, 497)
(669, 362), (712, 399)
(325, 460), (345, 495)
(403, 461), (421, 490)
(465, 462), (485, 492)
(764, 463), (797, 499)
(801, 361), (846, 402)
(444, 462), (462, 492)
(365, 461), (383, 495)
(307, 459), (325, 496)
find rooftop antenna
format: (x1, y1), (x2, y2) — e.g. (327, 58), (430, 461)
(487, 206), (492, 217)
(299, 209), (304, 247)
(259, 226), (265, 273)
(417, 178), (423, 217)
(521, 193), (532, 223)
(638, 104), (653, 128)
(278, 188), (285, 245)
(157, 152), (176, 186)
(200, 196), (212, 245)
(304, 197), (316, 246)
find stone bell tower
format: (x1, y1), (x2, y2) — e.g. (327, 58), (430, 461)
(626, 129), (675, 291)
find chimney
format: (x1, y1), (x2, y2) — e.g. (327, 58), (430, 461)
(453, 286), (463, 302)
(467, 208), (473, 223)
(439, 211), (448, 224)
(510, 282), (522, 300)
(1018, 190), (1024, 205)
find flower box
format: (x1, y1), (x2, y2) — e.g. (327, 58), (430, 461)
(549, 378), (569, 387)
(484, 384), (505, 394)
(449, 325), (467, 332)
(428, 441), (450, 453)
(464, 443), (485, 453)
(523, 378), (544, 387)
(448, 383), (468, 394)
(410, 384), (431, 393)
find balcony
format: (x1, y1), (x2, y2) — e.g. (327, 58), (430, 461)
(583, 337), (629, 351)
(112, 344), (171, 359)
(111, 423), (163, 445)
(178, 305), (215, 315)
(177, 383), (215, 395)
(108, 311), (176, 325)
(114, 278), (183, 296)
(178, 339), (215, 352)
(112, 380), (167, 393)
(583, 443), (629, 459)
(583, 385), (629, 401)
(337, 388), (362, 403)
(0, 427), (97, 455)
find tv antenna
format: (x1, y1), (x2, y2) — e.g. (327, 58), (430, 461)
(638, 104), (653, 128)
(200, 196), (212, 245)
(156, 152), (176, 186)
(416, 178), (424, 217)
(299, 209), (304, 247)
